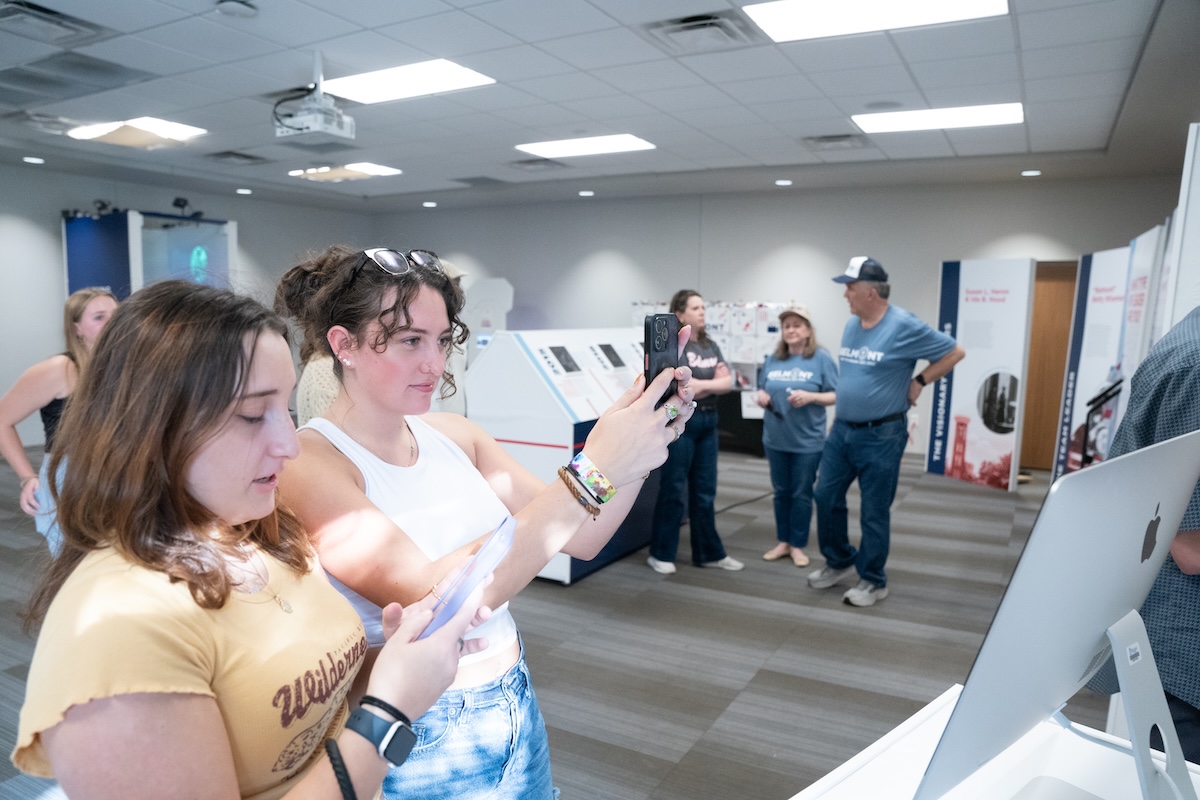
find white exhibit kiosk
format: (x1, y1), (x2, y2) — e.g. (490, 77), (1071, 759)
(466, 327), (657, 584)
(793, 428), (1200, 800)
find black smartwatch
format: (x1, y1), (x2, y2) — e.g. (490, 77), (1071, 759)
(914, 374), (927, 387)
(345, 707), (417, 767)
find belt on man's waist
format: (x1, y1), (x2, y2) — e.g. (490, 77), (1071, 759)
(844, 411), (907, 429)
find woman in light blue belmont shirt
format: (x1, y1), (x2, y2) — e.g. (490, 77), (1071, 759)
(756, 305), (838, 567)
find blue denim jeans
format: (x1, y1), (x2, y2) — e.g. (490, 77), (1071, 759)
(382, 653), (558, 800)
(33, 455), (64, 556)
(765, 447), (822, 548)
(814, 417), (908, 588)
(650, 408), (728, 565)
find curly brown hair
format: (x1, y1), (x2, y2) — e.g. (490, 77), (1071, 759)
(24, 280), (312, 630)
(275, 245), (468, 400)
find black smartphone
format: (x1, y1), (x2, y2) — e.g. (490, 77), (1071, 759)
(644, 313), (679, 408)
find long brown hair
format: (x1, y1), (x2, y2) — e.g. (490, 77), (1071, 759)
(25, 280), (312, 630)
(63, 286), (118, 371)
(774, 313), (819, 360)
(670, 289), (709, 345)
(275, 245), (468, 399)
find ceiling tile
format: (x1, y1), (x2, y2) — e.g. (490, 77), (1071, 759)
(375, 11), (519, 57)
(455, 45), (576, 82)
(719, 74), (823, 104)
(868, 131), (955, 159)
(633, 84), (741, 112)
(889, 16), (1017, 63)
(1024, 70), (1130, 103)
(910, 53), (1020, 89)
(946, 125), (1029, 156)
(206, 0), (360, 48)
(468, 0), (618, 42)
(748, 97), (845, 123)
(0, 32), (59, 69)
(537, 26), (666, 70)
(679, 46), (798, 83)
(307, 0), (455, 28)
(1021, 36), (1142, 79)
(76, 35), (214, 76)
(1017, 0), (1156, 50)
(510, 71), (619, 103)
(559, 93), (660, 120)
(923, 82), (1022, 108)
(587, 0), (742, 27)
(830, 91), (929, 116)
(135, 16), (284, 61)
(590, 60), (706, 92)
(779, 32), (902, 73)
(445, 84), (543, 112)
(807, 65), (920, 98)
(302, 32), (430, 76)
(816, 147), (886, 164)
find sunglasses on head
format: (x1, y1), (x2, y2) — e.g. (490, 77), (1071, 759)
(354, 248), (444, 278)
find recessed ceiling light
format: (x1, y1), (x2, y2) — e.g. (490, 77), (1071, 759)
(852, 103), (1023, 133)
(236, 188), (252, 195)
(23, 156), (45, 164)
(67, 116), (206, 148)
(743, 0), (1008, 42)
(515, 134), (655, 159)
(578, 190), (595, 197)
(423, 201), (438, 208)
(775, 179), (793, 187)
(324, 59), (495, 105)
(1021, 169), (1042, 177)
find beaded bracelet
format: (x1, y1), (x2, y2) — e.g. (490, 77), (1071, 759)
(324, 738), (357, 800)
(557, 467), (600, 519)
(566, 451), (617, 504)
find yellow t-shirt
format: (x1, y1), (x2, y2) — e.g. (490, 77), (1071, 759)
(13, 547), (368, 800)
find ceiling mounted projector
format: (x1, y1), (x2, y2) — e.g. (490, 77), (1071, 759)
(274, 51), (355, 144)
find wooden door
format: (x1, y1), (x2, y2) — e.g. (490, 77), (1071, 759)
(1020, 261), (1077, 470)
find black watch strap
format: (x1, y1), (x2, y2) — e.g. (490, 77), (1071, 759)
(345, 707), (417, 768)
(914, 374), (927, 386)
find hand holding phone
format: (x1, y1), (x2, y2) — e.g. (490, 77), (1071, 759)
(418, 516), (515, 640)
(644, 313), (680, 408)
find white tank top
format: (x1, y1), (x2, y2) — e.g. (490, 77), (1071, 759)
(301, 416), (518, 667)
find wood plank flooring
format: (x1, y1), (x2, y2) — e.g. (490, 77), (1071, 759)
(0, 448), (1107, 799)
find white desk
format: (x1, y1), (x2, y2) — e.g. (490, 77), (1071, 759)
(791, 685), (1200, 800)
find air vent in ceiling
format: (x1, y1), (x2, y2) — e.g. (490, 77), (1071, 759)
(0, 53), (156, 108)
(456, 176), (509, 187)
(207, 151), (270, 166)
(641, 11), (764, 55)
(276, 139), (356, 155)
(9, 110), (75, 134)
(801, 134), (871, 151)
(0, 1), (114, 47)
(508, 158), (569, 172)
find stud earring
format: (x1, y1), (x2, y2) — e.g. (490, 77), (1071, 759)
(340, 357), (350, 366)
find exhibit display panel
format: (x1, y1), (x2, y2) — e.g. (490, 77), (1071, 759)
(928, 259), (1034, 491)
(465, 327), (656, 584)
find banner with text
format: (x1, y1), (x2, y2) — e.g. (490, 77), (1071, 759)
(1052, 246), (1132, 481)
(927, 259), (1034, 492)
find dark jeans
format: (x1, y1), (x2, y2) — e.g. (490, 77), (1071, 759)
(814, 417), (908, 588)
(1149, 692), (1200, 762)
(765, 447), (821, 548)
(650, 409), (727, 565)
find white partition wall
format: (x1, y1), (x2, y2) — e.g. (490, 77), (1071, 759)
(927, 259), (1035, 492)
(466, 327), (655, 584)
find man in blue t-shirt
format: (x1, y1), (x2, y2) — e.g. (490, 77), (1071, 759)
(808, 257), (965, 607)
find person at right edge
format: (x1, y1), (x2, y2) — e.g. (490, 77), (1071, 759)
(808, 257), (965, 607)
(1086, 307), (1200, 761)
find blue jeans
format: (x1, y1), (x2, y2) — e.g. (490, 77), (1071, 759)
(382, 653), (558, 800)
(650, 408), (727, 565)
(765, 448), (822, 548)
(33, 455), (64, 556)
(814, 418), (908, 588)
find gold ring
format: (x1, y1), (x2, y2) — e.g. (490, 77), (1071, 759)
(429, 585), (446, 603)
(664, 403), (679, 421)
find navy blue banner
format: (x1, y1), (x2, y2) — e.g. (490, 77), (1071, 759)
(1052, 255), (1092, 480)
(927, 261), (961, 474)
(64, 213), (132, 298)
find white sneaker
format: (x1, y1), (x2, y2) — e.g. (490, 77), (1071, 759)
(843, 580), (889, 607)
(699, 556), (745, 571)
(807, 564), (855, 589)
(647, 556), (676, 575)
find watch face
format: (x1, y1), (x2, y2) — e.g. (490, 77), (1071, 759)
(347, 708), (417, 768)
(382, 722), (417, 767)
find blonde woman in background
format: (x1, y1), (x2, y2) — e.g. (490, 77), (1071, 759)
(0, 287), (118, 553)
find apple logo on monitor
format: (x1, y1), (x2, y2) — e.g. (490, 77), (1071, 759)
(1142, 503), (1160, 563)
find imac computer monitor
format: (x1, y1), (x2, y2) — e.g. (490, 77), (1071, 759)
(915, 427), (1200, 799)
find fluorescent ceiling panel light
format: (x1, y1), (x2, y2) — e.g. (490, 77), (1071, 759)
(515, 134), (655, 159)
(852, 102), (1023, 133)
(743, 0), (1008, 42)
(67, 116), (206, 148)
(343, 162), (402, 176)
(324, 59), (495, 104)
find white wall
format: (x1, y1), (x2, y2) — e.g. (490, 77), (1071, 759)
(0, 162), (1179, 451)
